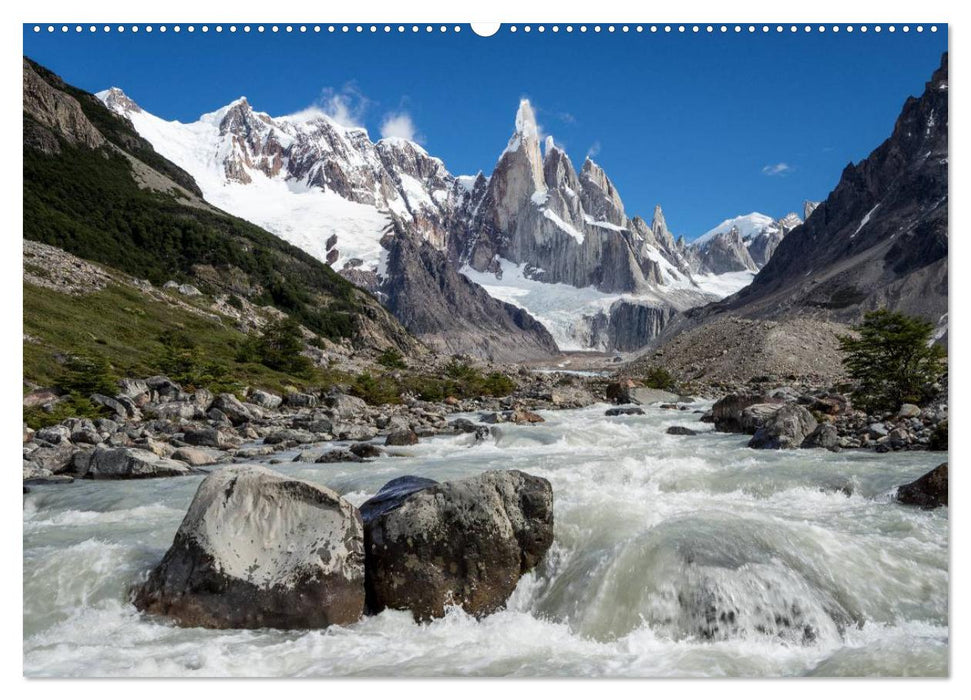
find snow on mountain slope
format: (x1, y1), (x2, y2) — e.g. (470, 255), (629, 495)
(97, 89), (449, 274)
(99, 88), (775, 352)
(460, 258), (753, 350)
(695, 212), (775, 244)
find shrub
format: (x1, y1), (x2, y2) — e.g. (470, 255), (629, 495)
(643, 366), (677, 392)
(481, 372), (516, 396)
(237, 318), (314, 378)
(838, 310), (946, 412)
(377, 347), (407, 370)
(444, 359), (480, 381)
(24, 392), (108, 430)
(226, 294), (244, 310)
(157, 331), (235, 390)
(351, 372), (402, 405)
(58, 355), (117, 396)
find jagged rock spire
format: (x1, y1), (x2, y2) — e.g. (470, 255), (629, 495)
(579, 157), (626, 226)
(650, 204), (676, 249)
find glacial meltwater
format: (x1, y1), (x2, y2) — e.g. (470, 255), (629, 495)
(22, 403), (948, 677)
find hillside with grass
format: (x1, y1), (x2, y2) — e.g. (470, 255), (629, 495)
(23, 56), (418, 355)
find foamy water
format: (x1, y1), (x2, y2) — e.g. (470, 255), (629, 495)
(23, 403), (948, 677)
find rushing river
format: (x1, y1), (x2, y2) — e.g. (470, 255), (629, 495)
(23, 403), (948, 677)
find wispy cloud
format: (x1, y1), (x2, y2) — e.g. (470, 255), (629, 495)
(288, 83), (370, 128)
(586, 141), (601, 160)
(556, 111), (576, 125)
(761, 162), (793, 176)
(380, 111), (421, 142)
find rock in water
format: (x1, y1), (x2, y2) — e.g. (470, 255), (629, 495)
(801, 423), (840, 451)
(606, 407), (645, 416)
(896, 463), (948, 509)
(385, 429), (419, 446)
(748, 404), (818, 450)
(362, 470), (554, 621)
(133, 464), (365, 629)
(711, 393), (781, 433)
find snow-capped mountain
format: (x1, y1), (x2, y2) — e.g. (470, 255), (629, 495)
(97, 88), (464, 279)
(98, 90), (783, 353)
(688, 211), (806, 273)
(696, 212), (777, 245)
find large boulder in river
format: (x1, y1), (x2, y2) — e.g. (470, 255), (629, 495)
(801, 423), (840, 451)
(711, 393), (781, 433)
(896, 463), (948, 509)
(629, 387), (680, 405)
(77, 446), (191, 479)
(739, 403), (784, 434)
(133, 464), (365, 629)
(748, 404), (818, 450)
(361, 470), (554, 621)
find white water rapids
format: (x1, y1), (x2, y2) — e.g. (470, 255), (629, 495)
(23, 403), (948, 677)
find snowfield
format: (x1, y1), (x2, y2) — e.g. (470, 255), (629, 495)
(460, 259), (754, 350)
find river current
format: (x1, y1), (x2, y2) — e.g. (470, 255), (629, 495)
(23, 403), (948, 677)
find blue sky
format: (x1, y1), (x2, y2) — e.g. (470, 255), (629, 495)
(23, 24), (946, 239)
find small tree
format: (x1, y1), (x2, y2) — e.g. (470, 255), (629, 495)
(838, 310), (945, 412)
(236, 317), (314, 378)
(376, 347), (407, 370)
(59, 354), (117, 396)
(643, 366), (677, 392)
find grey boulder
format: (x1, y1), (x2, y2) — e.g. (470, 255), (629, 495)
(362, 469), (554, 621)
(748, 404), (818, 450)
(801, 423), (840, 451)
(896, 463), (948, 509)
(78, 446), (191, 479)
(133, 464), (366, 629)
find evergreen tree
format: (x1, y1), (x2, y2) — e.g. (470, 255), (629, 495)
(838, 310), (945, 412)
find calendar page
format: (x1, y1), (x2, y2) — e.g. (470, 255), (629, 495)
(21, 19), (949, 679)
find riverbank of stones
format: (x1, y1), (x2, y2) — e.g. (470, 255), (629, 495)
(23, 370), (596, 485)
(704, 388), (948, 453)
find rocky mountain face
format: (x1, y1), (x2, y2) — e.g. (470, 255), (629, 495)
(647, 53), (949, 375)
(381, 229), (558, 362)
(458, 101), (697, 296)
(723, 53), (948, 331)
(97, 87), (797, 356)
(688, 211), (806, 274)
(23, 57), (418, 356)
(98, 89), (563, 359)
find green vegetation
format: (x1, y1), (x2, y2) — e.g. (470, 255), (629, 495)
(58, 355), (117, 396)
(642, 365), (678, 392)
(350, 359), (518, 406)
(23, 281), (348, 399)
(24, 58), (380, 345)
(23, 393), (109, 430)
(236, 318), (315, 378)
(351, 372), (403, 406)
(376, 347), (408, 370)
(838, 310), (946, 412)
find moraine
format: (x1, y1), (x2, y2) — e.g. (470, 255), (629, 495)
(23, 403), (947, 677)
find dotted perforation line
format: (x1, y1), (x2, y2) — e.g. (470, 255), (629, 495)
(31, 24), (939, 35)
(508, 24), (937, 34)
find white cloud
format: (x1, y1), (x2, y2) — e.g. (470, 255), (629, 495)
(761, 162), (793, 176)
(380, 111), (421, 142)
(287, 84), (370, 128)
(586, 141), (601, 160)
